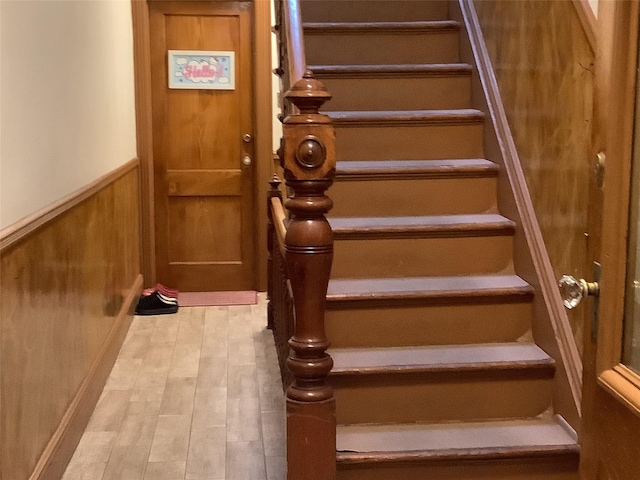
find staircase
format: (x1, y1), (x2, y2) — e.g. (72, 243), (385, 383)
(297, 0), (580, 478)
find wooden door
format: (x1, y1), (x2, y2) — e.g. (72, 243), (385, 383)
(580, 1), (640, 478)
(150, 1), (255, 291)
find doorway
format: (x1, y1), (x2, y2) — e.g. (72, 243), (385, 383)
(580, 1), (640, 477)
(133, 0), (273, 292)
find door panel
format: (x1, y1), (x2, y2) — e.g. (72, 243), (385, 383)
(150, 1), (255, 291)
(580, 1), (640, 477)
(168, 197), (243, 262)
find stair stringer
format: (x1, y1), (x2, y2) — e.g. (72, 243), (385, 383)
(451, 0), (582, 432)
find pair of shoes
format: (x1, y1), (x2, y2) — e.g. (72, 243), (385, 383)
(135, 290), (179, 316)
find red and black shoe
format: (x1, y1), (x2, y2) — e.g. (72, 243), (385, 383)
(135, 291), (178, 316)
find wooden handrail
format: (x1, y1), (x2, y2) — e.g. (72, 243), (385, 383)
(275, 0), (307, 117)
(267, 174), (292, 381)
(283, 0), (306, 83)
(270, 196), (287, 255)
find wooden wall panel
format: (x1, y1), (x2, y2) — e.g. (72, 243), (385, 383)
(0, 162), (141, 480)
(473, 0), (595, 356)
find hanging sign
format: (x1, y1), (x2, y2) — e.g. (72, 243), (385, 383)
(168, 50), (235, 90)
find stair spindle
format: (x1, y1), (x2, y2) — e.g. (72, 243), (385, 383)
(282, 71), (336, 480)
(267, 174), (283, 332)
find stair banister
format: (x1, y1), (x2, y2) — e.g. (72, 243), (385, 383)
(275, 0), (307, 115)
(267, 176), (296, 388)
(283, 0), (306, 85)
(267, 175), (285, 332)
(281, 71), (337, 480)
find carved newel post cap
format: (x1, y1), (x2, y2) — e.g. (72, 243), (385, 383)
(285, 70), (332, 114)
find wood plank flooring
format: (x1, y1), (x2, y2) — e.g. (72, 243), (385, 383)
(62, 293), (285, 480)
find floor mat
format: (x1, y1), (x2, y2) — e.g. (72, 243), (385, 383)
(178, 290), (258, 307)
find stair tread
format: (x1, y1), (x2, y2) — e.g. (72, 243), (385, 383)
(336, 159), (499, 177)
(329, 214), (515, 235)
(336, 418), (578, 458)
(328, 109), (484, 124)
(327, 274), (533, 300)
(304, 20), (460, 32)
(330, 343), (554, 375)
(311, 63), (473, 76)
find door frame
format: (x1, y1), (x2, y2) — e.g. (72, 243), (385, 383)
(580, 3), (640, 476)
(593, 0), (640, 413)
(131, 0), (273, 290)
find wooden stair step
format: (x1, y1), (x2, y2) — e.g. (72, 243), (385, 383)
(330, 177), (498, 216)
(336, 159), (498, 179)
(312, 64), (473, 110)
(304, 21), (460, 65)
(327, 274), (533, 306)
(311, 63), (473, 77)
(336, 417), (577, 456)
(329, 110), (485, 160)
(330, 343), (555, 376)
(328, 109), (484, 125)
(325, 274), (534, 348)
(328, 342), (555, 423)
(326, 301), (533, 349)
(335, 417), (579, 480)
(331, 160), (499, 217)
(304, 20), (460, 33)
(329, 214), (515, 239)
(329, 214), (515, 278)
(300, 0), (450, 24)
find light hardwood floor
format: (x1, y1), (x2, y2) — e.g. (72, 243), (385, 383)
(62, 293), (285, 480)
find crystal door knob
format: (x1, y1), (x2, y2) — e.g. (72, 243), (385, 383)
(242, 155), (252, 166)
(558, 275), (600, 309)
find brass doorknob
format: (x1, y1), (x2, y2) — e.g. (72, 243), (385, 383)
(558, 275), (600, 310)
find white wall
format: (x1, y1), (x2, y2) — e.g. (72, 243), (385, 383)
(0, 0), (137, 229)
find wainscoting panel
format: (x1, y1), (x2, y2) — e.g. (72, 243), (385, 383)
(473, 0), (595, 355)
(0, 160), (141, 480)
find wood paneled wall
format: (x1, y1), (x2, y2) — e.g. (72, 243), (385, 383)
(0, 160), (142, 480)
(473, 0), (595, 356)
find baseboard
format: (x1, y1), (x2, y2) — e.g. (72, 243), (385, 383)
(29, 274), (143, 480)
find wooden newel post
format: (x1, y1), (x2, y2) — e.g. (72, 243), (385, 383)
(282, 70), (336, 480)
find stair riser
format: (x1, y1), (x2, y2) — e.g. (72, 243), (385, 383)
(319, 76), (472, 111)
(332, 236), (514, 278)
(301, 0), (449, 23)
(305, 32), (459, 65)
(330, 374), (553, 423)
(330, 178), (497, 216)
(326, 302), (532, 348)
(336, 457), (580, 480)
(334, 124), (484, 160)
